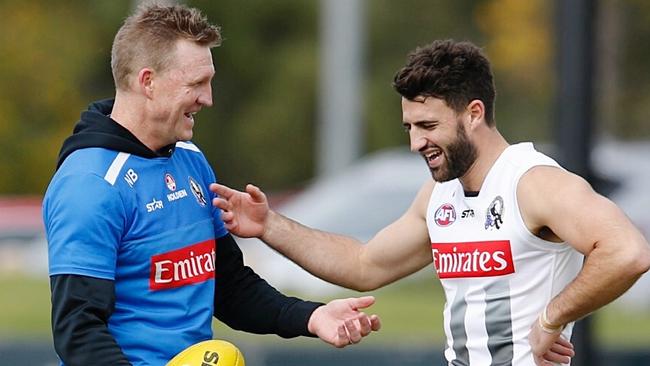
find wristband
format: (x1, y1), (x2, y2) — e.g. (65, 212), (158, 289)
(538, 305), (564, 334)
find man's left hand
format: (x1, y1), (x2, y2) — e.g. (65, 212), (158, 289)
(529, 319), (575, 365)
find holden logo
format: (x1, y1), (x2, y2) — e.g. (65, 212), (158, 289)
(434, 203), (456, 227)
(165, 173), (176, 191)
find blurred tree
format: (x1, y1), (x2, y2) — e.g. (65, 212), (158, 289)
(476, 0), (554, 142)
(614, 0), (650, 139)
(1, 0), (648, 195)
(0, 0), (128, 194)
(188, 0), (319, 190)
(365, 0), (487, 152)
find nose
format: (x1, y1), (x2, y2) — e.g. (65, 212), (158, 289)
(198, 85), (213, 107)
(409, 130), (427, 153)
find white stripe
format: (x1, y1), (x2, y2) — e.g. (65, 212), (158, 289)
(104, 152), (130, 185)
(176, 141), (201, 152)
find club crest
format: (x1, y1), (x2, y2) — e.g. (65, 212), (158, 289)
(485, 196), (504, 230)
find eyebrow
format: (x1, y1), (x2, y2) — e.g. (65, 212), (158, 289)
(404, 119), (439, 125)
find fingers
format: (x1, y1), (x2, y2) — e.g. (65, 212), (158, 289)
(357, 313), (373, 337)
(335, 324), (348, 348)
(348, 296), (376, 310)
(549, 341), (575, 357)
(370, 314), (381, 331)
(343, 313), (380, 346)
(245, 184), (267, 204)
(345, 318), (362, 345)
(212, 197), (229, 211)
(554, 336), (574, 350)
(543, 350), (571, 365)
(209, 183), (234, 198)
(543, 337), (574, 364)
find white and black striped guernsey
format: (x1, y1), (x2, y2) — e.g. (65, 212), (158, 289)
(426, 142), (583, 366)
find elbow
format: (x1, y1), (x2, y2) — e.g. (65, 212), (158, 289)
(349, 271), (389, 292)
(350, 281), (382, 292)
(620, 242), (650, 278)
(635, 246), (650, 275)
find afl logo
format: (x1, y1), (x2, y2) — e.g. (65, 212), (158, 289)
(165, 173), (176, 191)
(434, 203), (456, 227)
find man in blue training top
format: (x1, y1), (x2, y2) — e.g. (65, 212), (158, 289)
(43, 4), (380, 366)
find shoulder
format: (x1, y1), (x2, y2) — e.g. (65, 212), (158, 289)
(502, 143), (560, 174)
(517, 165), (594, 230)
(409, 179), (436, 218)
(45, 150), (130, 225)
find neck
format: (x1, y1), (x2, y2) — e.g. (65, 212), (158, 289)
(111, 91), (160, 152)
(458, 128), (509, 192)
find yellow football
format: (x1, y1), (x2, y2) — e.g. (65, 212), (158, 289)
(166, 339), (245, 366)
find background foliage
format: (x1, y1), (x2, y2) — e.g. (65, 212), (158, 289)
(1, 0), (649, 193)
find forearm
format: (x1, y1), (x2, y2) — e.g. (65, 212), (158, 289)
(546, 236), (650, 326)
(214, 234), (323, 337)
(262, 210), (372, 290)
(50, 275), (131, 366)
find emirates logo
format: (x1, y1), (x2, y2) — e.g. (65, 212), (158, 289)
(150, 240), (216, 291)
(431, 240), (515, 278)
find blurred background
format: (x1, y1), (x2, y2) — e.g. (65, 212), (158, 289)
(1, 0), (649, 365)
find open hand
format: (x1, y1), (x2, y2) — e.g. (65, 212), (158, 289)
(308, 296), (381, 348)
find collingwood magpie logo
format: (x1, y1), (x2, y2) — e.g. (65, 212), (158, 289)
(485, 196), (504, 230)
(189, 176), (207, 207)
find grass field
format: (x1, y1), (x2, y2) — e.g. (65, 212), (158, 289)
(2, 274), (649, 349)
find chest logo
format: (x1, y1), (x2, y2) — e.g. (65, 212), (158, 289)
(431, 240), (515, 278)
(165, 173), (188, 202)
(146, 198), (164, 213)
(461, 209), (475, 218)
(189, 176), (207, 207)
(485, 195), (504, 230)
(124, 168), (138, 187)
(434, 203), (457, 227)
(165, 173), (177, 191)
(150, 240), (216, 291)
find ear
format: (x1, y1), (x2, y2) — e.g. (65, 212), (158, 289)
(466, 99), (485, 130)
(137, 68), (155, 98)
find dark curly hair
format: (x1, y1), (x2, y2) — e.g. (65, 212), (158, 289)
(392, 40), (496, 126)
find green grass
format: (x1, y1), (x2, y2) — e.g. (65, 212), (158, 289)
(213, 275), (446, 347)
(2, 274), (649, 350)
(595, 300), (650, 348)
(0, 274), (52, 340)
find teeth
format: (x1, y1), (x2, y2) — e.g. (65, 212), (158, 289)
(426, 150), (441, 161)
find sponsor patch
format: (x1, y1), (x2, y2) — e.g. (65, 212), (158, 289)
(434, 203), (457, 227)
(150, 240), (216, 290)
(431, 240), (515, 278)
(145, 198), (164, 213)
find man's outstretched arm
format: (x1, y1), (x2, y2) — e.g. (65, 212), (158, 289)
(213, 233), (380, 348)
(210, 181), (434, 291)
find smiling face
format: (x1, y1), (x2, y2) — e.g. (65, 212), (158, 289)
(147, 39), (215, 148)
(402, 96), (478, 182)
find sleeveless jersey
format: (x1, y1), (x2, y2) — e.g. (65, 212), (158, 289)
(44, 141), (228, 366)
(425, 143), (583, 366)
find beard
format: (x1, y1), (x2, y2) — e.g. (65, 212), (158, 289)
(429, 122), (478, 182)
